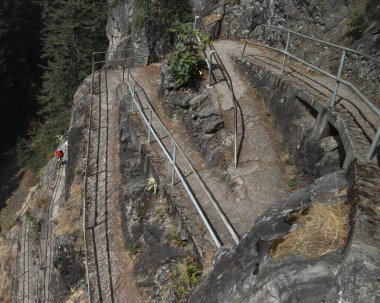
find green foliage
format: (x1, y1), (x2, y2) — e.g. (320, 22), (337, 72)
(16, 0), (108, 172)
(146, 176), (159, 195)
(134, 0), (192, 30)
(348, 7), (368, 37)
(288, 177), (298, 190)
(170, 258), (202, 301)
(284, 156), (295, 166)
(25, 209), (41, 237)
(127, 243), (139, 258)
(173, 233), (188, 248)
(0, 0), (43, 156)
(167, 23), (209, 85)
(75, 166), (82, 176)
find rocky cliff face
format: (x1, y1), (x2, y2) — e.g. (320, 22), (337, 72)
(196, 0), (380, 98)
(104, 1), (380, 302)
(107, 0), (379, 97)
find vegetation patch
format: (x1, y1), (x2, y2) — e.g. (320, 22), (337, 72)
(127, 243), (139, 258)
(134, 0), (192, 30)
(284, 155), (295, 166)
(288, 177), (298, 190)
(0, 236), (16, 303)
(53, 184), (83, 250)
(169, 257), (202, 302)
(348, 7), (368, 38)
(167, 22), (209, 86)
(270, 202), (349, 260)
(146, 176), (159, 195)
(25, 209), (41, 239)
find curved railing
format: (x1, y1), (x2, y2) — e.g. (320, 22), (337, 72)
(242, 23), (380, 160)
(194, 14), (241, 168)
(124, 68), (240, 247)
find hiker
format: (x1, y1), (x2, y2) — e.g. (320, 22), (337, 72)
(55, 148), (64, 165)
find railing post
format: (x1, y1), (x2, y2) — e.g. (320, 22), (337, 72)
(242, 39), (248, 57)
(148, 109), (152, 143)
(171, 145), (177, 186)
(194, 16), (200, 30)
(122, 55), (125, 83)
(234, 103), (237, 168)
(367, 126), (380, 160)
(208, 50), (215, 88)
(131, 82), (135, 112)
(331, 50), (346, 107)
(281, 32), (291, 76)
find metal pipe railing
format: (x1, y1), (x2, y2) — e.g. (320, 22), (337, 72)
(126, 74), (222, 247)
(242, 23), (380, 160)
(194, 15), (240, 168)
(84, 46), (240, 303)
(125, 68), (240, 246)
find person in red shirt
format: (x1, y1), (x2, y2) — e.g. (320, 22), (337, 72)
(55, 148), (64, 165)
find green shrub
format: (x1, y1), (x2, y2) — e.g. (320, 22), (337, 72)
(288, 177), (298, 190)
(348, 8), (368, 37)
(169, 257), (202, 301)
(134, 0), (192, 30)
(127, 243), (139, 258)
(284, 156), (295, 166)
(146, 176), (159, 195)
(25, 209), (41, 239)
(167, 22), (209, 85)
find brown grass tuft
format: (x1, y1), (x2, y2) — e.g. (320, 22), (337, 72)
(53, 183), (83, 248)
(20, 169), (38, 189)
(34, 195), (46, 208)
(65, 289), (87, 303)
(270, 202), (350, 260)
(202, 14), (222, 27)
(0, 236), (16, 303)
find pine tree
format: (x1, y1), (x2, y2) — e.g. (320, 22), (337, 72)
(0, 0), (42, 156)
(17, 0), (108, 170)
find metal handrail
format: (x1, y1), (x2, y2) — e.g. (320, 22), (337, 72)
(125, 68), (240, 247)
(83, 45), (240, 303)
(194, 15), (240, 168)
(242, 23), (380, 160)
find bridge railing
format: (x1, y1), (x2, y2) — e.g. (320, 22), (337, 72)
(242, 23), (380, 160)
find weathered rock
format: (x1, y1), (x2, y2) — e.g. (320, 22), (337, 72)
(320, 136), (340, 153)
(193, 0), (380, 98)
(189, 92), (208, 109)
(52, 235), (84, 296)
(167, 89), (194, 108)
(118, 113), (200, 302)
(200, 115), (224, 134)
(189, 171), (349, 303)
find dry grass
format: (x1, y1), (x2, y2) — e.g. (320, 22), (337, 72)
(34, 195), (46, 209)
(0, 236), (16, 303)
(270, 202), (350, 260)
(202, 14), (222, 27)
(65, 289), (87, 303)
(53, 184), (83, 249)
(0, 169), (38, 229)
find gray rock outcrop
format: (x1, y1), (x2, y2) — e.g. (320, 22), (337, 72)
(189, 171), (350, 303)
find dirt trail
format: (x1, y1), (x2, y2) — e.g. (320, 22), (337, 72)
(84, 68), (143, 303)
(235, 39), (379, 162)
(130, 51), (290, 245)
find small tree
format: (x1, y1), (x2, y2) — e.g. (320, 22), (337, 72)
(167, 23), (209, 86)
